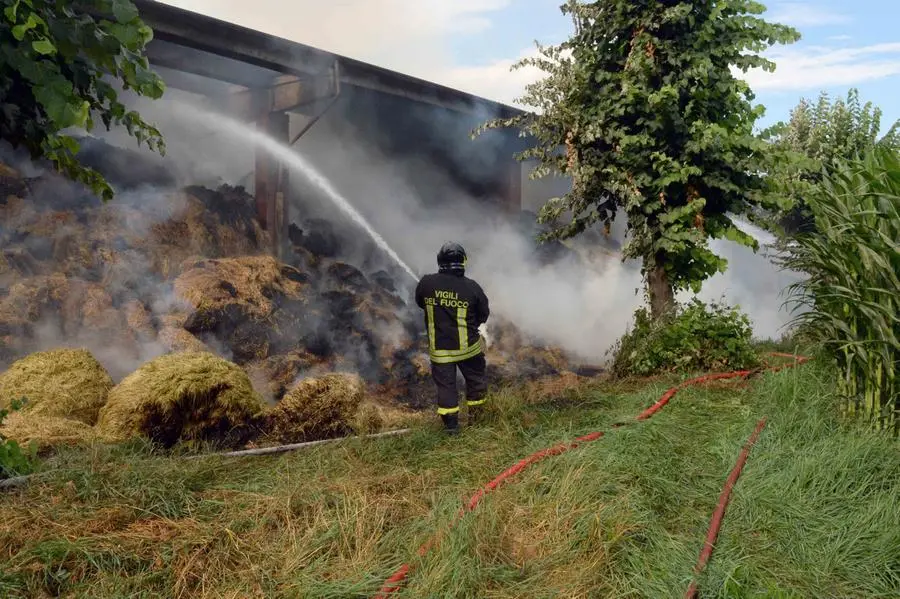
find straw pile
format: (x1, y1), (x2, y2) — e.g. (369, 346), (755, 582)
(96, 351), (266, 448)
(265, 373), (366, 443)
(0, 412), (96, 451)
(0, 144), (592, 436)
(0, 348), (113, 424)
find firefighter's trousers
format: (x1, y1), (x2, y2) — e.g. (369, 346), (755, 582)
(431, 353), (487, 416)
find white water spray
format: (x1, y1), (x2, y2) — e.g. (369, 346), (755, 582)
(177, 102), (419, 282)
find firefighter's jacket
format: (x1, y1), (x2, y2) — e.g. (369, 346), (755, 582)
(415, 272), (490, 364)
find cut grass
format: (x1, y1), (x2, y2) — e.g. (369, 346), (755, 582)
(0, 362), (897, 598)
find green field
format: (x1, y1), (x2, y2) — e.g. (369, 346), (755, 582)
(1, 360), (898, 598)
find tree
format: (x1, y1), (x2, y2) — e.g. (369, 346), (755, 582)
(0, 0), (165, 200)
(761, 88), (900, 234)
(476, 1), (799, 317)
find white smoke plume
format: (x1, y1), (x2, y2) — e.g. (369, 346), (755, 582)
(6, 78), (801, 374)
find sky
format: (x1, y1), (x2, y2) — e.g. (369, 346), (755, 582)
(157, 0), (900, 131)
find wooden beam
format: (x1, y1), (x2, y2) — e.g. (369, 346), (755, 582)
(133, 0), (524, 118)
(152, 64), (245, 97)
(218, 72), (336, 121)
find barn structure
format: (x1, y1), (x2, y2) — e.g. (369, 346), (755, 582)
(133, 0), (536, 257)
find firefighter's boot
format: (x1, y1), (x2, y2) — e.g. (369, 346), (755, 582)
(441, 413), (460, 435)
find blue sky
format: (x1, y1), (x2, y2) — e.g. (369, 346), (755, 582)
(445, 0), (900, 130)
(163, 0), (900, 132)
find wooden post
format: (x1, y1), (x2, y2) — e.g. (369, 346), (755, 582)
(254, 110), (290, 256)
(506, 159), (522, 213)
(254, 111), (272, 230)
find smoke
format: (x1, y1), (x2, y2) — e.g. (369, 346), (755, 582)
(1, 73), (801, 381)
(694, 221), (804, 340)
(140, 93), (641, 362)
(71, 86), (634, 364)
(120, 81), (802, 360)
(0, 180), (192, 379)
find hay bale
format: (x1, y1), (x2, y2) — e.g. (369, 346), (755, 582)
(326, 261), (369, 291)
(96, 351), (266, 448)
(128, 188), (267, 275)
(265, 373), (365, 443)
(0, 348), (113, 424)
(353, 401), (384, 435)
(0, 412), (96, 451)
(157, 326), (211, 353)
(411, 353), (431, 378)
(0, 276), (130, 346)
(156, 314), (212, 353)
(0, 273), (70, 325)
(19, 210), (79, 238)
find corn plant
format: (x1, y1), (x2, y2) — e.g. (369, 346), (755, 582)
(781, 148), (900, 432)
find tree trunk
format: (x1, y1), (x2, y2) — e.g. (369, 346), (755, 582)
(647, 263), (675, 318)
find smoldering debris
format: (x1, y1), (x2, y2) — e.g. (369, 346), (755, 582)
(0, 137), (585, 439)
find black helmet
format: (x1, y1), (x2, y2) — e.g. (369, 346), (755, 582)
(437, 242), (467, 270)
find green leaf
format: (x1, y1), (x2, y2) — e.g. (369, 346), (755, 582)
(31, 38), (56, 55)
(111, 0), (140, 24)
(11, 23), (27, 40)
(3, 1), (20, 23)
(106, 22), (141, 47)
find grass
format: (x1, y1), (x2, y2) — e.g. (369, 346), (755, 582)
(0, 361), (898, 598)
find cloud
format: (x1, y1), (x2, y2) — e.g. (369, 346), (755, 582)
(439, 47), (548, 107)
(741, 42), (900, 91)
(154, 3), (897, 120)
(767, 3), (850, 27)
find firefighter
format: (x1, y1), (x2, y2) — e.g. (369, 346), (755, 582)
(414, 242), (490, 434)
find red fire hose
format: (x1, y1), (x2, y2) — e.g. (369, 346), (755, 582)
(374, 354), (809, 598)
(684, 416), (768, 598)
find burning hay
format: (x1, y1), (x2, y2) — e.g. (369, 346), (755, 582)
(265, 373), (366, 443)
(0, 145), (589, 435)
(0, 348), (113, 424)
(174, 255), (305, 319)
(0, 412), (96, 451)
(96, 351), (266, 448)
(173, 256), (314, 364)
(484, 316), (577, 381)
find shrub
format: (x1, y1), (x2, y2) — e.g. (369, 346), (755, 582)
(0, 399), (38, 480)
(781, 148), (900, 432)
(612, 299), (760, 377)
